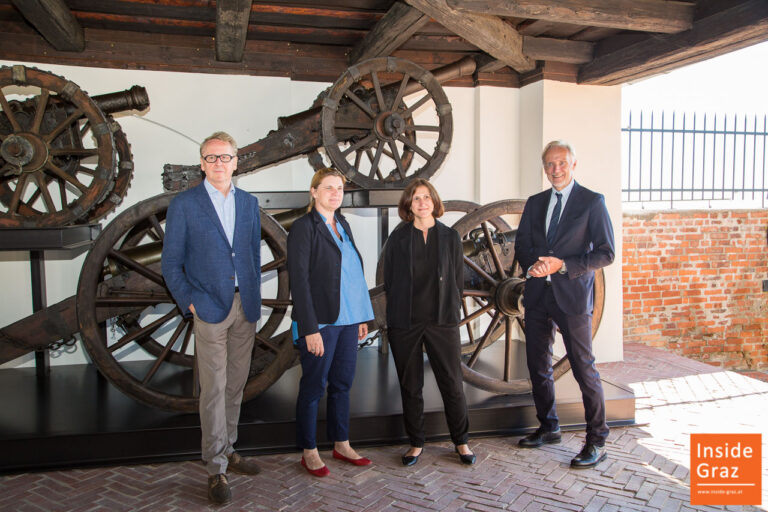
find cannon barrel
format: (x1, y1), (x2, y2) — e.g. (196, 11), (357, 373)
(91, 86), (150, 115)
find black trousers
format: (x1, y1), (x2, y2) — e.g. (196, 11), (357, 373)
(388, 324), (470, 447)
(524, 284), (609, 446)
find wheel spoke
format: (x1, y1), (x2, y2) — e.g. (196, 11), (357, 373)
(461, 298), (477, 347)
(481, 221), (507, 279)
(49, 147), (99, 158)
(397, 134), (432, 161)
(107, 249), (165, 286)
(467, 311), (503, 368)
(179, 318), (193, 355)
(463, 255), (498, 286)
(353, 149), (363, 172)
(504, 317), (513, 381)
(463, 289), (492, 298)
(341, 133), (376, 157)
(0, 89), (23, 131)
(108, 309), (178, 353)
(255, 333), (279, 354)
(45, 161), (88, 193)
(344, 89), (376, 119)
(402, 93), (431, 117)
(387, 140), (405, 179)
(404, 125), (440, 132)
(31, 89), (50, 134)
(149, 214), (165, 241)
(8, 174), (28, 214)
(367, 140), (385, 179)
(261, 256), (285, 273)
(390, 73), (410, 111)
(370, 70), (385, 112)
(142, 317), (187, 385)
(459, 302), (494, 327)
(43, 107), (83, 143)
(56, 177), (67, 206)
(33, 172), (56, 213)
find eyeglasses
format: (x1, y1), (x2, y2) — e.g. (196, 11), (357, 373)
(202, 154), (236, 163)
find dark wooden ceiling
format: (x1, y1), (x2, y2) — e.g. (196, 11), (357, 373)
(0, 0), (767, 88)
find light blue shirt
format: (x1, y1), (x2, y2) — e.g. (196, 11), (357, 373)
(545, 177), (575, 234)
(291, 213), (374, 341)
(203, 179), (238, 286)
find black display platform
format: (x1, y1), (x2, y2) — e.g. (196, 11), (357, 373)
(0, 344), (634, 474)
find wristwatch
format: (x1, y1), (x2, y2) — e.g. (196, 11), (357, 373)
(558, 261), (567, 274)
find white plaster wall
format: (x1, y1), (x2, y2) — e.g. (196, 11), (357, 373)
(518, 80), (624, 362)
(0, 60), (519, 367)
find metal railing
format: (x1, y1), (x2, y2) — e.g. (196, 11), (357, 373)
(622, 110), (768, 208)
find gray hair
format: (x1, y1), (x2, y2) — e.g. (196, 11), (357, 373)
(541, 140), (576, 165)
(200, 131), (238, 156)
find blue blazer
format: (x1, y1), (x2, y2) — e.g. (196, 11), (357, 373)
(162, 182), (262, 324)
(287, 208), (364, 338)
(514, 181), (614, 316)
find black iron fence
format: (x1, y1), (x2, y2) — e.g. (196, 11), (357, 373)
(622, 111), (768, 208)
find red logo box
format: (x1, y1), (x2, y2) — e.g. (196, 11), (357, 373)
(690, 433), (762, 505)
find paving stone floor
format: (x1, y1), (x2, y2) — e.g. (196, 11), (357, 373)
(1, 343), (766, 512)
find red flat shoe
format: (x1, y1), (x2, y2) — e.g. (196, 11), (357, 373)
(301, 457), (330, 477)
(332, 449), (372, 466)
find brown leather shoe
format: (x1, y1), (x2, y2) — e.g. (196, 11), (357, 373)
(207, 473), (232, 505)
(227, 451), (260, 475)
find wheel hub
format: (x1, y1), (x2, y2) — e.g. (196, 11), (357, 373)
(374, 111), (406, 141)
(494, 277), (525, 316)
(0, 133), (48, 173)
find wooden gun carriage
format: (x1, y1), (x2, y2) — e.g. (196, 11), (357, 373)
(0, 58), (604, 412)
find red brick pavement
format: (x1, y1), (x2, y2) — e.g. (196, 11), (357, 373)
(1, 344), (767, 512)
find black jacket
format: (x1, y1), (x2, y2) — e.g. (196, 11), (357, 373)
(382, 220), (463, 329)
(287, 208), (365, 338)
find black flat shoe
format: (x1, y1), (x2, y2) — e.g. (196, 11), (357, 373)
(518, 428), (562, 448)
(401, 448), (422, 466)
(570, 443), (607, 468)
(455, 447), (476, 465)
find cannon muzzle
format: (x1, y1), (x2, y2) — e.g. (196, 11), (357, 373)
(92, 86), (150, 115)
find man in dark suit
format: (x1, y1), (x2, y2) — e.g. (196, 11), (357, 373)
(162, 132), (262, 504)
(514, 140), (615, 468)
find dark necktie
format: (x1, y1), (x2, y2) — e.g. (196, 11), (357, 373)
(547, 192), (562, 247)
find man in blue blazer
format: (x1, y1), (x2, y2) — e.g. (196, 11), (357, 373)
(162, 132), (262, 504)
(514, 140), (615, 468)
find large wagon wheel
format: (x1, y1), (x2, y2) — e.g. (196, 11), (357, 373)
(322, 57), (452, 189)
(76, 193), (294, 412)
(0, 65), (116, 227)
(452, 199), (605, 394)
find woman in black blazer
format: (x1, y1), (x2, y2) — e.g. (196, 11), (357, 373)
(381, 178), (475, 466)
(287, 168), (374, 477)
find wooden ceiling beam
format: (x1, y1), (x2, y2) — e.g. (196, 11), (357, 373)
(524, 36), (593, 64)
(446, 0), (694, 34)
(405, 0), (535, 72)
(10, 0), (84, 52)
(216, 0), (253, 62)
(579, 0), (768, 85)
(348, 1), (428, 64)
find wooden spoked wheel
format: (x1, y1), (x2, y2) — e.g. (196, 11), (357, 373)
(322, 57), (452, 189)
(0, 65), (115, 227)
(451, 199), (606, 394)
(76, 193), (295, 412)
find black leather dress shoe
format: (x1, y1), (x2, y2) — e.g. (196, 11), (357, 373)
(401, 448), (422, 466)
(455, 447), (476, 465)
(518, 428), (562, 448)
(570, 443), (607, 468)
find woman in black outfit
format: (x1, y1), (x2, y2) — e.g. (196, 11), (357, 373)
(382, 179), (475, 466)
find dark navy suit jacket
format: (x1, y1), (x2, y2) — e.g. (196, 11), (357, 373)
(162, 182), (262, 324)
(514, 181), (614, 316)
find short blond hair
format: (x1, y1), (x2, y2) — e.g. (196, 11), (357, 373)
(200, 131), (237, 156)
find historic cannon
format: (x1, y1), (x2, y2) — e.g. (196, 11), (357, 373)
(0, 65), (149, 226)
(0, 57), (606, 412)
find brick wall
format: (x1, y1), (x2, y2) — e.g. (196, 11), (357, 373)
(623, 210), (768, 370)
